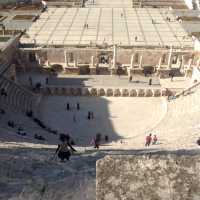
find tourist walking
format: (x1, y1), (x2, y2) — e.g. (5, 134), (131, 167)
(149, 78), (152, 85)
(145, 134), (152, 146)
(66, 103), (70, 111)
(77, 102), (80, 110)
(87, 111), (91, 120)
(94, 133), (102, 149)
(45, 77), (49, 84)
(152, 135), (158, 145)
(28, 76), (33, 86)
(197, 137), (200, 146)
(105, 135), (109, 143)
(55, 134), (76, 162)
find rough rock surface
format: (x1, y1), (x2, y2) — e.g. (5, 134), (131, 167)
(96, 154), (200, 200)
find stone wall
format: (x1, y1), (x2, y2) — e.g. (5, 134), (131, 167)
(96, 154), (200, 200)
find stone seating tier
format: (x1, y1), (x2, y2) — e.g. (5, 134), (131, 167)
(40, 87), (167, 97)
(0, 76), (39, 113)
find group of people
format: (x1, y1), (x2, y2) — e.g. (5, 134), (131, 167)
(66, 102), (95, 121)
(145, 134), (158, 146)
(66, 102), (80, 111)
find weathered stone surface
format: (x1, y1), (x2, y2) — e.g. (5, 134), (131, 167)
(90, 88), (98, 96)
(96, 154), (200, 200)
(114, 89), (121, 97)
(97, 88), (106, 96)
(145, 89), (153, 97)
(106, 89), (113, 96)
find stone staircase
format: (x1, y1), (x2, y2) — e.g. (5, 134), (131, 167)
(132, 0), (188, 9)
(0, 75), (41, 113)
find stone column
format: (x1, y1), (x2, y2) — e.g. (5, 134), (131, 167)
(112, 45), (117, 69)
(197, 59), (200, 67)
(167, 46), (173, 69)
(139, 54), (143, 69)
(185, 58), (193, 77)
(74, 57), (77, 68)
(130, 54), (134, 69)
(176, 55), (181, 69)
(158, 56), (162, 70)
(181, 55), (185, 70)
(64, 50), (68, 67)
(188, 58), (193, 70)
(90, 55), (95, 68)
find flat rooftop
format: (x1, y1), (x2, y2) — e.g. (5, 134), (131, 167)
(21, 7), (194, 48)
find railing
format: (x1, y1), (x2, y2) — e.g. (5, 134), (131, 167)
(175, 80), (200, 98)
(0, 75), (41, 114)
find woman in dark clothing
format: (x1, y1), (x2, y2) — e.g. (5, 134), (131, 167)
(56, 134), (76, 161)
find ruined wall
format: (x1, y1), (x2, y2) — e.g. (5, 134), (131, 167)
(96, 154), (200, 200)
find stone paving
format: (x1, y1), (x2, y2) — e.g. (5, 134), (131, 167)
(17, 73), (161, 89)
(21, 7), (194, 47)
(85, 0), (132, 8)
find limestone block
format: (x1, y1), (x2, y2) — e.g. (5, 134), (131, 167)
(90, 88), (98, 96)
(154, 89), (161, 97)
(97, 154), (200, 200)
(54, 88), (59, 95)
(98, 88), (106, 96)
(129, 89), (137, 97)
(61, 88), (67, 95)
(145, 89), (153, 97)
(106, 89), (114, 96)
(137, 89), (145, 97)
(81, 88), (89, 96)
(74, 88), (81, 96)
(65, 88), (71, 96)
(46, 87), (52, 95)
(114, 89), (121, 97)
(161, 89), (167, 96)
(121, 89), (129, 97)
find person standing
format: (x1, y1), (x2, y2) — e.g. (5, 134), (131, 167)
(77, 102), (80, 110)
(56, 134), (76, 162)
(28, 76), (33, 87)
(87, 111), (91, 120)
(149, 78), (152, 86)
(152, 135), (158, 145)
(145, 134), (152, 146)
(45, 77), (49, 85)
(66, 103), (70, 111)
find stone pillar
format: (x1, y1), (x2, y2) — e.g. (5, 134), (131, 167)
(185, 58), (193, 77)
(176, 55), (181, 69)
(112, 45), (117, 69)
(74, 57), (77, 68)
(130, 54), (134, 69)
(139, 55), (143, 69)
(181, 55), (185, 70)
(188, 58), (193, 70)
(167, 46), (173, 69)
(158, 56), (162, 70)
(64, 50), (68, 67)
(90, 56), (95, 68)
(197, 59), (200, 67)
